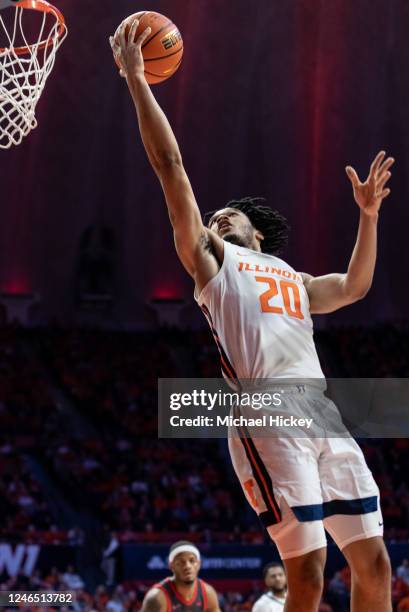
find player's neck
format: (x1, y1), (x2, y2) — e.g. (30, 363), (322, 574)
(250, 240), (262, 252)
(172, 577), (197, 599)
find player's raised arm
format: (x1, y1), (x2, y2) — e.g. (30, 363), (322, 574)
(109, 18), (222, 286)
(302, 150), (394, 314)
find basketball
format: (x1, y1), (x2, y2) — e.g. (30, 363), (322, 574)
(116, 11), (183, 85)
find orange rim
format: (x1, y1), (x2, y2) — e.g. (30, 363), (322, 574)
(0, 0), (66, 55)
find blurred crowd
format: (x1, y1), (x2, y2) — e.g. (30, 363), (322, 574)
(0, 322), (407, 611)
(1, 558), (409, 610)
(0, 565), (140, 611)
(37, 324), (409, 542)
(0, 324), (408, 544)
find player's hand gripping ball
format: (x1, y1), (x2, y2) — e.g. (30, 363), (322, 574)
(112, 11), (183, 84)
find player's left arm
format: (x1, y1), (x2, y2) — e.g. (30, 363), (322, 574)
(302, 150), (394, 314)
(204, 584), (221, 612)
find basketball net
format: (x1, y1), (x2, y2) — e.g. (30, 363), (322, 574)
(0, 0), (67, 149)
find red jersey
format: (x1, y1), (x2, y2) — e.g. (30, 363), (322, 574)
(155, 577), (208, 611)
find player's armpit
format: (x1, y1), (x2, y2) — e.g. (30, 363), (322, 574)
(204, 584), (221, 612)
(301, 272), (367, 314)
(176, 227), (222, 291)
(141, 588), (167, 612)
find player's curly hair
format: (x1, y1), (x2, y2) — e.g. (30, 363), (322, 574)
(204, 197), (290, 256)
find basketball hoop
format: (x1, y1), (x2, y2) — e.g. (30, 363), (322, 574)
(0, 0), (67, 149)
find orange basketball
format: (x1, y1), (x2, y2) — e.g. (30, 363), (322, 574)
(116, 11), (183, 85)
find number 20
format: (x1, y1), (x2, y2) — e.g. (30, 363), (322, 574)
(255, 276), (304, 320)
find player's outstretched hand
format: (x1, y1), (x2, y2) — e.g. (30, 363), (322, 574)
(109, 18), (151, 79)
(345, 151), (394, 216)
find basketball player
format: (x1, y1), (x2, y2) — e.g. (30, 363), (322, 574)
(253, 562), (287, 611)
(141, 541), (220, 611)
(110, 19), (393, 612)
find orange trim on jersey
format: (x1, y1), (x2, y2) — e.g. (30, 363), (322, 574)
(208, 325), (235, 378)
(168, 578), (198, 605)
(218, 348), (237, 381)
(239, 428), (281, 523)
(200, 304), (239, 384)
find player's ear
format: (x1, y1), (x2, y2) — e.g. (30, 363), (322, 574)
(255, 230), (264, 243)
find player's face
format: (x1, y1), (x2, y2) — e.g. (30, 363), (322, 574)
(170, 552), (200, 585)
(265, 567), (287, 593)
(208, 208), (258, 248)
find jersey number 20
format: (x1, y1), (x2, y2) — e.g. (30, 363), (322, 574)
(255, 276), (304, 320)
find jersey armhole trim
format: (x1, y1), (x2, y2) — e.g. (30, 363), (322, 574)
(299, 273), (312, 311)
(154, 585), (171, 612)
(201, 579), (208, 609)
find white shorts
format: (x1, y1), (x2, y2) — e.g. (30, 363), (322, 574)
(228, 386), (383, 560)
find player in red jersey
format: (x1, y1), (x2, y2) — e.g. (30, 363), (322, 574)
(141, 541), (220, 612)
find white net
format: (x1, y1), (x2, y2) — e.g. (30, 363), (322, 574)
(0, 1), (67, 149)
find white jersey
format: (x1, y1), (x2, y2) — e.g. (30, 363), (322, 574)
(252, 592), (286, 611)
(195, 241), (324, 381)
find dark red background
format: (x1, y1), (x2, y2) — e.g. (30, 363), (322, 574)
(1, 0), (408, 326)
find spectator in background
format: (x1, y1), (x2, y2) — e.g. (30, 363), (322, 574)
(94, 584), (110, 609)
(43, 567), (60, 590)
(106, 585), (126, 612)
(102, 531), (121, 587)
(327, 571), (349, 612)
(61, 565), (85, 591)
(67, 526), (85, 546)
(252, 562), (287, 611)
(398, 559), (409, 585)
